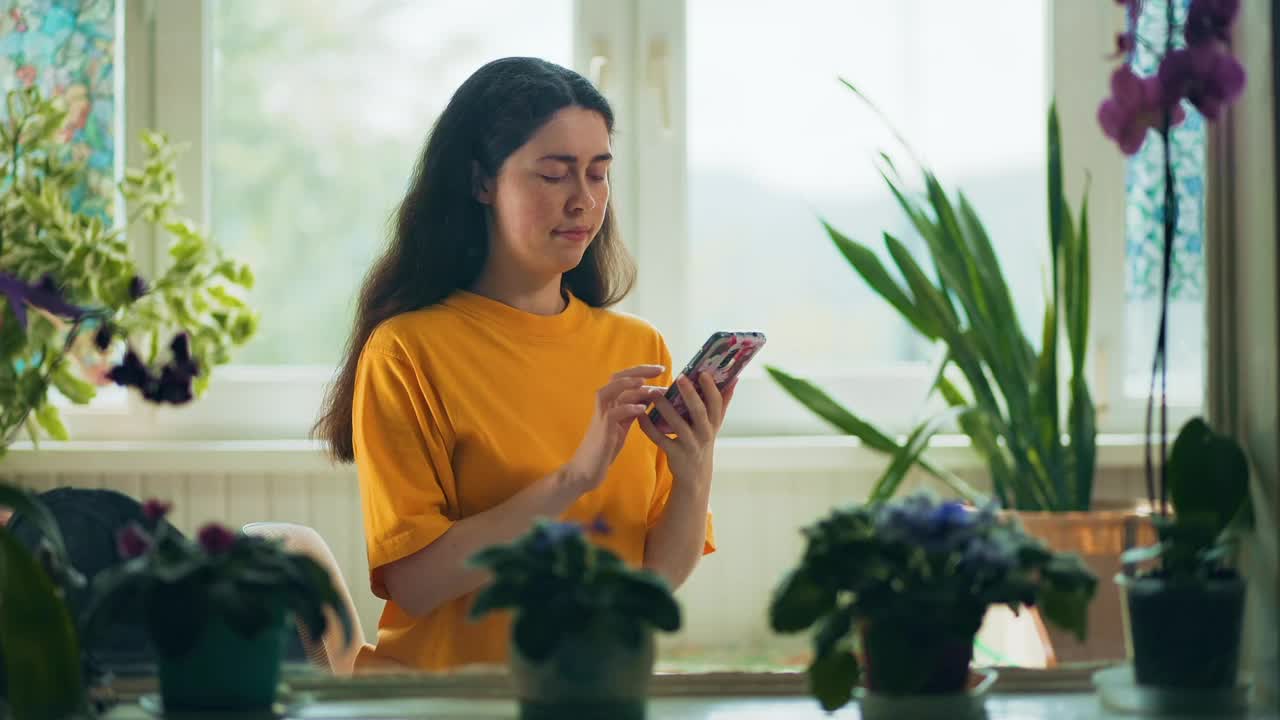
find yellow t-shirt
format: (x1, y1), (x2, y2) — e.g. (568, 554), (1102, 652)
(351, 289), (715, 672)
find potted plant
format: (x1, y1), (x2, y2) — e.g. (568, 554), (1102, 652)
(1118, 417), (1250, 689)
(769, 491), (1097, 716)
(1, 84), (258, 456)
(468, 518), (681, 720)
(83, 501), (352, 712)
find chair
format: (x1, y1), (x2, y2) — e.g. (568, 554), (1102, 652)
(241, 522), (367, 675)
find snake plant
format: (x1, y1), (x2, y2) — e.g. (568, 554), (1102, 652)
(768, 84), (1095, 512)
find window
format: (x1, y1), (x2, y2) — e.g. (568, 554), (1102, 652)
(91, 0), (1184, 441)
(1123, 0), (1207, 404)
(209, 0), (574, 366)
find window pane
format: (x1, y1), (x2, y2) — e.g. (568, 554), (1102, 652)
(209, 0), (572, 365)
(685, 0), (1048, 372)
(1123, 0), (1205, 403)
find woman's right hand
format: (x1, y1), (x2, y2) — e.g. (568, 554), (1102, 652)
(562, 364), (666, 493)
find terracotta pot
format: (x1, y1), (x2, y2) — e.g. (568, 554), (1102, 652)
(1012, 503), (1157, 665)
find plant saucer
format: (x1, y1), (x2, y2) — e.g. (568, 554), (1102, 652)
(1092, 665), (1253, 716)
(138, 692), (310, 719)
(855, 667), (998, 720)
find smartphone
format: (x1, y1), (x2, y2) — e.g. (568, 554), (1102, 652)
(648, 331), (767, 434)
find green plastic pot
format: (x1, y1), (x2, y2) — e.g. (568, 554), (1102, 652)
(157, 608), (289, 712)
(1121, 574), (1246, 689)
(510, 616), (655, 720)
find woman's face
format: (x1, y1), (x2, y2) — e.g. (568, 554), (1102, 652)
(477, 106), (612, 282)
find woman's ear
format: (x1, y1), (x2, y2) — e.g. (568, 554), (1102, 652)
(472, 162), (494, 204)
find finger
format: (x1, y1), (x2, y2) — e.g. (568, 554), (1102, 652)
(721, 377), (740, 414)
(676, 375), (711, 439)
(637, 415), (676, 453)
(598, 376), (646, 406)
(698, 371), (725, 426)
(616, 386), (667, 407)
(611, 365), (666, 381)
(605, 403), (649, 427)
(653, 395), (694, 440)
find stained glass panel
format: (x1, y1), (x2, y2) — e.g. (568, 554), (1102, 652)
(0, 0), (119, 220)
(1123, 0), (1206, 402)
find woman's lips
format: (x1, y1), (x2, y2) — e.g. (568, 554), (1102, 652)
(554, 229), (591, 242)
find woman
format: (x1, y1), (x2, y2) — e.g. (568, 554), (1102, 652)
(314, 57), (734, 672)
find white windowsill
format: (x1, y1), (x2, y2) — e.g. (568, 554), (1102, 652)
(0, 434), (1150, 476)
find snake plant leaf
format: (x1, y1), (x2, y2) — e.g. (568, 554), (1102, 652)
(821, 219), (936, 339)
(868, 405), (972, 503)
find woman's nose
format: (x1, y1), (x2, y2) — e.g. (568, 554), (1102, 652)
(567, 178), (598, 212)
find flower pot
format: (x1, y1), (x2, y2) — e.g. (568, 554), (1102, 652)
(859, 611), (983, 695)
(509, 616), (655, 720)
(157, 608), (289, 711)
(1120, 574), (1245, 689)
(1013, 503), (1157, 664)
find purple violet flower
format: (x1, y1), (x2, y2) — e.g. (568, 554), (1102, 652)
(197, 523), (238, 555)
(128, 275), (149, 301)
(142, 498), (172, 522)
(116, 524), (151, 559)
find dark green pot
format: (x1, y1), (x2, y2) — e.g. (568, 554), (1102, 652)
(157, 609), (288, 712)
(510, 617), (654, 720)
(1124, 575), (1245, 689)
(859, 611), (982, 695)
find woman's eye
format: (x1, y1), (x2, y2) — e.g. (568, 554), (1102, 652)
(588, 174), (607, 183)
(540, 175), (565, 183)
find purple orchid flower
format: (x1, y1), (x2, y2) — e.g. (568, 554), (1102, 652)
(1098, 65), (1186, 155)
(0, 271), (91, 330)
(1185, 0), (1240, 47)
(1157, 46), (1246, 121)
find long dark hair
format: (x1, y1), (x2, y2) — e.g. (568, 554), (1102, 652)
(315, 57), (635, 462)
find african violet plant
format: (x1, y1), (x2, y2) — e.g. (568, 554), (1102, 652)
(468, 518), (681, 663)
(769, 491), (1097, 711)
(84, 500), (352, 663)
(1, 85), (258, 454)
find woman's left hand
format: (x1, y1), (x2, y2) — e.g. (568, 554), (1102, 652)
(638, 372), (737, 488)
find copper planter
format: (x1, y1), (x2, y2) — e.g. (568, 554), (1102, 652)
(1012, 504), (1157, 665)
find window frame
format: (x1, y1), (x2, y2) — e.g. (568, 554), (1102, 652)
(61, 0), (1199, 442)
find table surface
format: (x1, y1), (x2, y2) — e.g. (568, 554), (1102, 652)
(104, 692), (1280, 719)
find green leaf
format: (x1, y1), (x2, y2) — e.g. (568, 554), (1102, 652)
(0, 481), (70, 563)
(1031, 298), (1063, 510)
(51, 357), (97, 405)
(868, 405), (971, 503)
(764, 366), (897, 452)
(822, 219), (936, 338)
(807, 647), (860, 712)
(611, 572), (682, 632)
(34, 401), (69, 441)
(768, 567), (836, 633)
(1067, 376), (1097, 511)
(0, 527), (87, 718)
(470, 581), (524, 619)
(1167, 417), (1251, 537)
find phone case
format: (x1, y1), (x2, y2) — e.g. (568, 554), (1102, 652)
(648, 331), (767, 434)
